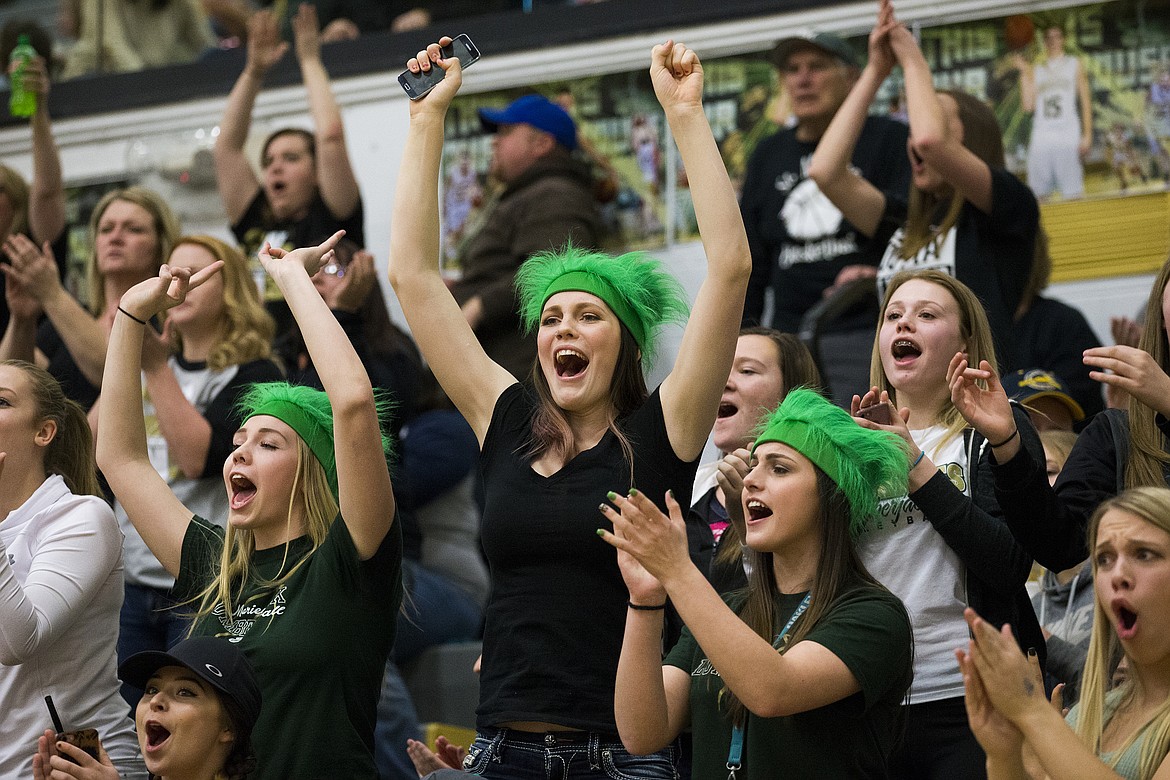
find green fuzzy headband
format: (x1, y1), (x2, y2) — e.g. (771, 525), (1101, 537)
(515, 245), (690, 368)
(751, 388), (909, 537)
(236, 382), (395, 500)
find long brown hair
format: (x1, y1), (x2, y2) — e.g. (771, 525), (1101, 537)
(899, 91), (1005, 260)
(2, 360), (101, 497)
(720, 468), (891, 726)
(1126, 254), (1170, 489)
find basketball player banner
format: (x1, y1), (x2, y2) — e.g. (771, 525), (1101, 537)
(438, 0), (1170, 263)
(852, 0), (1170, 201)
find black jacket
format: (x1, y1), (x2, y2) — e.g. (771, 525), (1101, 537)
(910, 404), (1046, 666)
(993, 408), (1170, 572)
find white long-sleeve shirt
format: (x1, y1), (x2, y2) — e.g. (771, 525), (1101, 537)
(0, 475), (145, 778)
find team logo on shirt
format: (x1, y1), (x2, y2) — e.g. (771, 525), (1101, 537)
(858, 460), (966, 534)
(213, 585), (288, 643)
(693, 658), (721, 677)
(780, 178), (844, 242)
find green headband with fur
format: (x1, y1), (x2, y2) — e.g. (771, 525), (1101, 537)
(236, 382), (394, 499)
(752, 388), (909, 536)
(515, 246), (689, 367)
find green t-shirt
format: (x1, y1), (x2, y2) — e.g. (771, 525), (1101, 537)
(173, 515), (402, 780)
(663, 583), (912, 779)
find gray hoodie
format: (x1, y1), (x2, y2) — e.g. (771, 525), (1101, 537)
(1032, 564), (1095, 704)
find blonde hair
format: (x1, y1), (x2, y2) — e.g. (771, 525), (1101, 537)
(169, 235), (274, 371)
(1126, 254), (1170, 489)
(869, 269), (999, 451)
(0, 164), (30, 237)
(187, 437), (338, 632)
(86, 187), (180, 314)
(1077, 488), (1170, 779)
(1040, 429), (1079, 474)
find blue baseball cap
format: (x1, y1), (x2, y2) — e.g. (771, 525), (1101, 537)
(478, 94), (578, 151)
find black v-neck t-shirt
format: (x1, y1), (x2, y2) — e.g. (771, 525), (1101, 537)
(476, 382), (699, 732)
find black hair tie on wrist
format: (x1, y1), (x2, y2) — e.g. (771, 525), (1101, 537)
(628, 601), (667, 611)
(989, 428), (1019, 448)
(117, 306), (147, 326)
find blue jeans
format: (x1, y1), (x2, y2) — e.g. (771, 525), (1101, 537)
(117, 583), (191, 708)
(374, 661), (424, 780)
(461, 727), (677, 780)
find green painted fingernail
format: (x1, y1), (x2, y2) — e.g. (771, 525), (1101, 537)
(606, 491), (618, 501)
(596, 529), (606, 537)
(628, 488), (638, 497)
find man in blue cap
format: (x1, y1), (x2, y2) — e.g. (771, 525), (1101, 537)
(448, 93), (603, 379)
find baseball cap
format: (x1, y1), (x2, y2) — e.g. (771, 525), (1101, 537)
(119, 636), (263, 741)
(1005, 369), (1085, 422)
(769, 33), (861, 70)
(478, 94), (578, 151)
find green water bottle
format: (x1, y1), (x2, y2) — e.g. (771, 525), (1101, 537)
(9, 34), (37, 118)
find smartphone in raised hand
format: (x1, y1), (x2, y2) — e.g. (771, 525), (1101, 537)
(399, 34), (481, 100)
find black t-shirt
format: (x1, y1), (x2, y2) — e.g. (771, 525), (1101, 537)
(1014, 296), (1104, 423)
(231, 189), (365, 306)
(876, 167), (1039, 371)
(741, 115), (911, 332)
(37, 316), (100, 411)
(476, 382), (699, 732)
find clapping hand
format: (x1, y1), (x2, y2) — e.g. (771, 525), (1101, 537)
(2, 233), (63, 304)
(598, 490), (690, 602)
(946, 353), (1016, 453)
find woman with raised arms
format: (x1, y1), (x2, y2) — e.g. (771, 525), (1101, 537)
(389, 37), (750, 779)
(97, 231), (401, 779)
